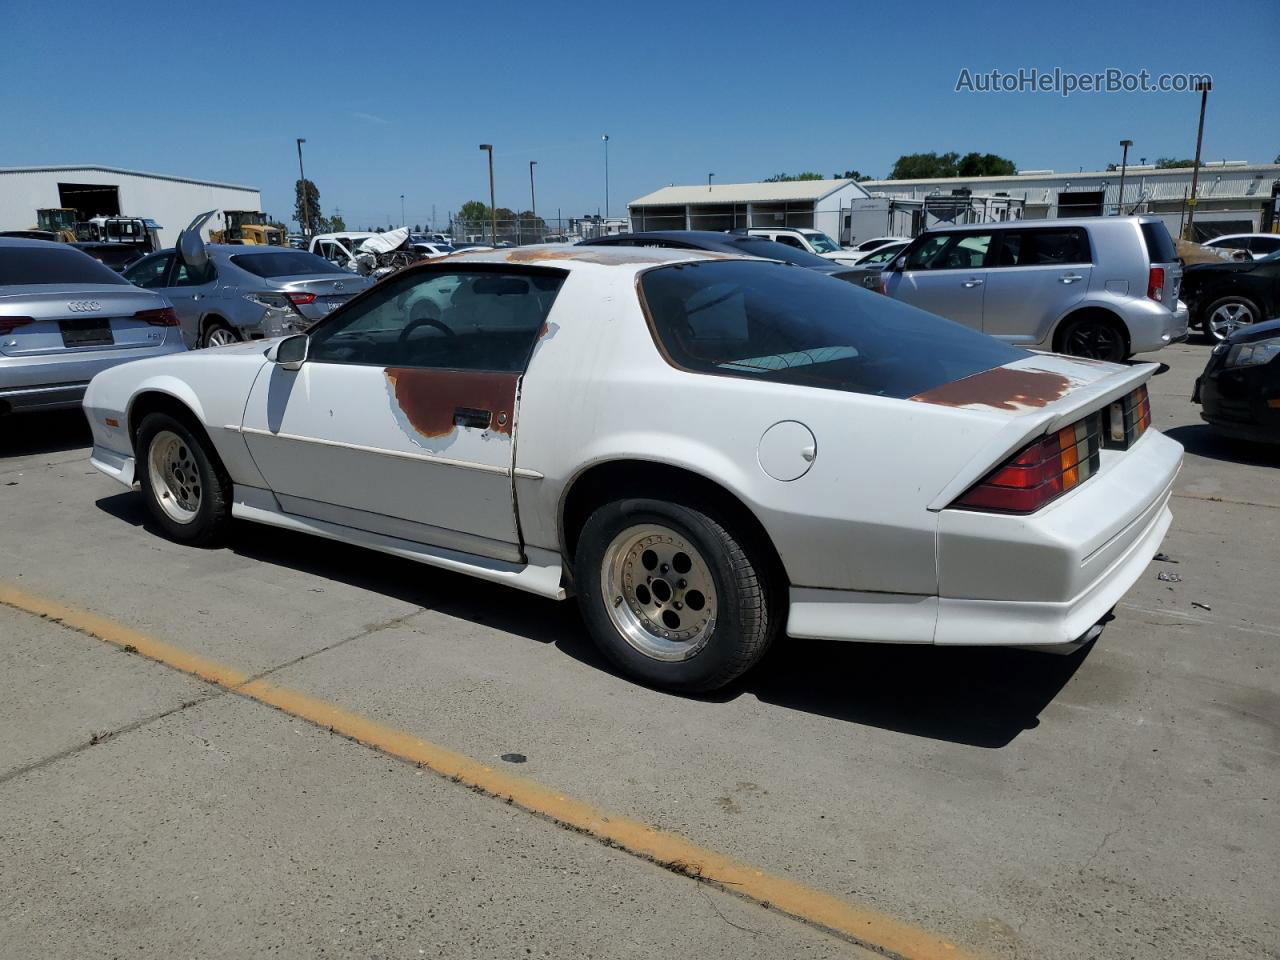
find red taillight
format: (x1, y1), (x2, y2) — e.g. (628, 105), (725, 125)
(286, 292), (317, 306)
(953, 413), (1102, 514)
(1146, 267), (1165, 302)
(0, 316), (35, 335)
(134, 307), (180, 327)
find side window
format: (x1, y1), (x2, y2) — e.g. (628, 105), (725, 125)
(1249, 237), (1280, 255)
(995, 229), (1090, 266)
(933, 233), (993, 270)
(169, 258), (216, 286)
(904, 234), (951, 269)
(124, 253), (173, 289)
(1212, 237), (1248, 250)
(307, 268), (566, 371)
(773, 234), (805, 250)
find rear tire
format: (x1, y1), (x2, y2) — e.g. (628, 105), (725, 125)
(1057, 314), (1128, 362)
(136, 412), (231, 545)
(1201, 295), (1260, 342)
(574, 497), (777, 692)
(201, 320), (239, 349)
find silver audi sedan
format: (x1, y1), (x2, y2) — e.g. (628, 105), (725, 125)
(0, 238), (185, 415)
(122, 244), (372, 349)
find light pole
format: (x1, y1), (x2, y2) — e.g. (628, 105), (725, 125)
(708, 172), (715, 192)
(295, 138), (310, 239)
(1185, 80), (1212, 240)
(479, 144), (496, 246)
(529, 160), (537, 239)
(400, 194), (405, 230)
(602, 134), (609, 220)
(1117, 140), (1132, 215)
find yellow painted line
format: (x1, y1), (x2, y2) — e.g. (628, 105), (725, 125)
(0, 582), (979, 960)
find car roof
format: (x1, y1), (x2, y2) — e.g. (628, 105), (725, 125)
(414, 243), (741, 272)
(921, 216), (1159, 234)
(1207, 233), (1273, 240)
(0, 236), (73, 249)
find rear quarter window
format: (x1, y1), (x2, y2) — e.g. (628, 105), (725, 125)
(639, 260), (1026, 400)
(1140, 222), (1177, 264)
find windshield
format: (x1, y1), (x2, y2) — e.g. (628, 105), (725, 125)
(803, 232), (842, 254)
(231, 251), (348, 278)
(640, 260), (1025, 399)
(0, 245), (130, 286)
(729, 237), (834, 268)
(861, 244), (905, 265)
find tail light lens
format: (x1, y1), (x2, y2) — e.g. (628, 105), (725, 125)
(952, 412), (1102, 514)
(1146, 267), (1165, 302)
(1105, 384), (1151, 447)
(133, 307), (180, 327)
(0, 316), (35, 335)
(286, 292), (317, 307)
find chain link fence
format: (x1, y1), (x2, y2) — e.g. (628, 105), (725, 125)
(449, 217), (630, 246)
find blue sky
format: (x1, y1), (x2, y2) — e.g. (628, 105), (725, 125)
(3, 0), (1276, 231)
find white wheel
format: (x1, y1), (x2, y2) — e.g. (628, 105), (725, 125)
(146, 430), (202, 525)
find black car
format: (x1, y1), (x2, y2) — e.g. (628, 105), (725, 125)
(580, 231), (862, 283)
(1181, 249), (1280, 341)
(1192, 316), (1280, 444)
(71, 242), (146, 272)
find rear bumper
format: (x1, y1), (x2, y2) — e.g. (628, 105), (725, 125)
(1123, 299), (1181, 354)
(0, 380), (90, 413)
(0, 341), (186, 412)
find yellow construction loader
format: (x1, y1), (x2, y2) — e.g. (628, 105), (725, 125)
(208, 210), (286, 245)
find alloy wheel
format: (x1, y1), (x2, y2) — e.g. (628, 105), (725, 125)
(147, 430), (202, 524)
(1064, 322), (1122, 361)
(204, 326), (238, 347)
(601, 523), (718, 662)
(1207, 301), (1255, 341)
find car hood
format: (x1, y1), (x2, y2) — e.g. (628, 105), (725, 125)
(1227, 316), (1280, 344)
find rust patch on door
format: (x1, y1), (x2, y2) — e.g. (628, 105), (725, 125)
(385, 368), (517, 438)
(910, 366), (1073, 411)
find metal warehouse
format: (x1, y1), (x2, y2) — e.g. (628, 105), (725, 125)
(0, 165), (262, 247)
(861, 162), (1280, 240)
(628, 178), (872, 238)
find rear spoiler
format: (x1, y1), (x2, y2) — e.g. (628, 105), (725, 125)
(926, 361), (1157, 512)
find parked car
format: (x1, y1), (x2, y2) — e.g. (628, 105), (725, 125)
(411, 241), (455, 259)
(84, 246), (1180, 692)
(848, 236), (909, 257)
(308, 231), (382, 270)
(881, 217), (1185, 361)
(736, 227), (861, 265)
(1192, 316), (1280, 444)
(123, 213), (371, 348)
(837, 241), (912, 290)
(72, 241), (146, 273)
(1201, 233), (1280, 262)
(581, 231), (864, 282)
(0, 238), (185, 414)
(1180, 249), (1280, 341)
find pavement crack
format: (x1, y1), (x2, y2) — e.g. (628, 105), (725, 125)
(1172, 492), (1279, 510)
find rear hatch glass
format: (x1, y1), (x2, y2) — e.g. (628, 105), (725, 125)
(640, 259), (1026, 399)
(1140, 222), (1178, 264)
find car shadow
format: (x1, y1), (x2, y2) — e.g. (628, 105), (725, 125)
(1165, 423), (1280, 467)
(94, 490), (1089, 747)
(0, 409), (92, 457)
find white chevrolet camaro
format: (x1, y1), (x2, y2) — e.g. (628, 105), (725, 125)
(85, 244), (1182, 691)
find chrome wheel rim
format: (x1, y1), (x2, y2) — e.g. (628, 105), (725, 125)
(1208, 302), (1254, 340)
(204, 326), (237, 347)
(601, 524), (718, 662)
(147, 430), (201, 524)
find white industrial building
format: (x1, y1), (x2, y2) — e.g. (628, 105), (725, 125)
(0, 165), (263, 247)
(861, 162), (1280, 241)
(628, 178), (872, 238)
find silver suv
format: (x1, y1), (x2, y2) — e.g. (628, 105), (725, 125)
(881, 217), (1186, 360)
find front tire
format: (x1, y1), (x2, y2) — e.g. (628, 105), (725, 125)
(136, 412), (231, 545)
(1202, 295), (1260, 342)
(575, 498), (777, 692)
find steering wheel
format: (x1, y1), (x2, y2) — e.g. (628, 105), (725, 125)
(397, 316), (455, 346)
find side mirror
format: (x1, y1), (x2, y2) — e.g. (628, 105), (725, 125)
(890, 256), (907, 272)
(271, 334), (308, 371)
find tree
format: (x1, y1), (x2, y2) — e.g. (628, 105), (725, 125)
(889, 151), (1017, 179)
(835, 169), (874, 181)
(294, 179), (322, 233)
(458, 200), (490, 223)
(1155, 157), (1195, 169)
(763, 172), (824, 182)
(329, 213), (346, 232)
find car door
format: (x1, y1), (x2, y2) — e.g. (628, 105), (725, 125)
(240, 264), (567, 562)
(887, 231), (992, 330)
(163, 257), (219, 347)
(980, 227), (1092, 344)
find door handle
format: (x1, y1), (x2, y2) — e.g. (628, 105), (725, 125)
(1059, 274), (1083, 284)
(453, 407), (492, 429)
(962, 278), (984, 288)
